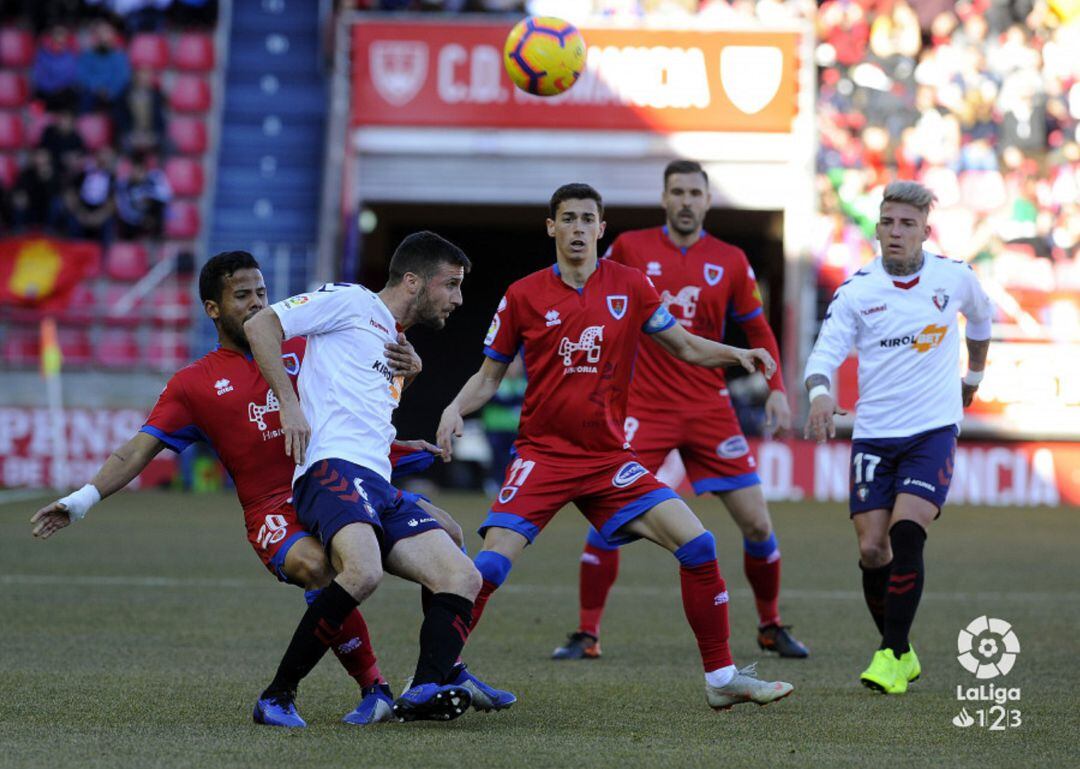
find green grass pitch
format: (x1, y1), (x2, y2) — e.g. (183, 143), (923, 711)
(1, 491), (1076, 768)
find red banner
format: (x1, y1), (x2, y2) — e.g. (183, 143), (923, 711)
(660, 438), (1079, 506)
(351, 21), (800, 133)
(0, 407), (174, 489)
(0, 236), (100, 311)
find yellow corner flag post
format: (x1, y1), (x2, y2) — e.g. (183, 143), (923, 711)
(40, 317), (68, 490)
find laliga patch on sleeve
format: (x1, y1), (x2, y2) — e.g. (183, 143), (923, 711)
(281, 295), (310, 309)
(716, 435), (750, 458)
(484, 313), (501, 346)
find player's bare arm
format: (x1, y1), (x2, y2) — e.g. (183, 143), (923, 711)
(764, 390), (793, 437)
(649, 322), (776, 378)
(245, 308), (310, 464)
(436, 357), (510, 460)
(385, 333), (422, 388)
(962, 337), (990, 407)
(31, 431), (165, 539)
(803, 373), (848, 443)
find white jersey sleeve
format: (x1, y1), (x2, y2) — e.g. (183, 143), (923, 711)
(804, 284), (858, 385)
(271, 283), (363, 340)
(958, 265), (993, 339)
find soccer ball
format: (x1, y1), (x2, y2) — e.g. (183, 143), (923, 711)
(503, 16), (586, 97)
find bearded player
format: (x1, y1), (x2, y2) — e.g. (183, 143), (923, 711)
(552, 160), (808, 662)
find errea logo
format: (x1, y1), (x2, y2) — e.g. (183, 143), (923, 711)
(545, 309), (562, 327)
(214, 378), (234, 395)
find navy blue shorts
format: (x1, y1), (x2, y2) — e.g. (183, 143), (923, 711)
(293, 458), (443, 557)
(849, 425), (958, 516)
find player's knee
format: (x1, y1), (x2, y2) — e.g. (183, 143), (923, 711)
(287, 551), (333, 589)
(859, 541), (891, 568)
(336, 562), (383, 601)
(741, 518), (773, 543)
(674, 530), (717, 567)
(451, 560), (483, 600)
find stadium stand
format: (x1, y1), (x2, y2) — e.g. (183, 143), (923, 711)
(1, 8), (218, 371)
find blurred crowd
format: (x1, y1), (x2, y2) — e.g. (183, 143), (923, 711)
(356, 0), (1080, 339)
(0, 0), (217, 245)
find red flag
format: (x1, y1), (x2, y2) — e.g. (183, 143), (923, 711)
(0, 236), (101, 311)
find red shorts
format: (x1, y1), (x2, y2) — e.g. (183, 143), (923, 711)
(624, 405), (761, 495)
(480, 450), (679, 546)
(244, 500), (312, 582)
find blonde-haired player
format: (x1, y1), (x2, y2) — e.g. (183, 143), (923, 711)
(804, 180), (993, 694)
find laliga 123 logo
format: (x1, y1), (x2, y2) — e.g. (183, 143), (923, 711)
(952, 616), (1022, 730)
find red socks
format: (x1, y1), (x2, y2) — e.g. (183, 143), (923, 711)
(331, 608), (383, 688)
(679, 561), (734, 671)
(743, 551), (782, 627)
(578, 544), (619, 637)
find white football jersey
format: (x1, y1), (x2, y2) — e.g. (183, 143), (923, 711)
(271, 283), (402, 483)
(804, 253), (993, 439)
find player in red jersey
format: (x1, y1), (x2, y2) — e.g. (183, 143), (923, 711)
(437, 183), (794, 711)
(553, 160), (809, 662)
(30, 251), (510, 724)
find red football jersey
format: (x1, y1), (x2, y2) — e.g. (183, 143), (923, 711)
(608, 227), (771, 409)
(483, 260), (673, 463)
(142, 338), (305, 518)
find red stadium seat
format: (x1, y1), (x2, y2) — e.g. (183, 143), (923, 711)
(0, 153), (17, 187)
(0, 27), (34, 68)
(106, 242), (150, 281)
(96, 329), (141, 368)
(168, 117), (207, 154)
(0, 112), (25, 150)
(128, 33), (170, 70)
(150, 285), (193, 327)
(58, 327), (93, 368)
(168, 75), (211, 113)
(26, 110), (53, 145)
(76, 113), (112, 151)
(59, 283), (98, 325)
(102, 285), (144, 326)
(164, 201), (201, 239)
(145, 331), (190, 370)
(164, 157), (203, 197)
(0, 72), (28, 108)
(172, 33), (215, 71)
(2, 326), (39, 366)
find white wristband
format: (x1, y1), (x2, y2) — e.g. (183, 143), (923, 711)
(57, 483), (101, 522)
(808, 385), (831, 402)
(963, 370), (984, 386)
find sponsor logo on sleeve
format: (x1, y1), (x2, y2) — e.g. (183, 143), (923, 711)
(717, 435), (750, 458)
(612, 461), (648, 488)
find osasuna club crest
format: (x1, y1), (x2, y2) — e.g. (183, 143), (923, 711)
(933, 288), (950, 312)
(704, 264), (724, 286)
(607, 295), (628, 320)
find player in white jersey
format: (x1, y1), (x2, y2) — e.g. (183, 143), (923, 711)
(243, 232), (488, 724)
(803, 181), (993, 695)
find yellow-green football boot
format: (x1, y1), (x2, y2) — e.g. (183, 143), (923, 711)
(860, 649), (907, 694)
(900, 645), (921, 682)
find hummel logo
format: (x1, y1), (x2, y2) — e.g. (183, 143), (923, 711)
(714, 591), (729, 606)
(214, 378), (234, 396)
(545, 309), (561, 327)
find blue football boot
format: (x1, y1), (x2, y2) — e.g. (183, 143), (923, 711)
(392, 683), (472, 722)
(448, 663), (517, 712)
(252, 690), (306, 728)
(342, 682), (395, 725)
